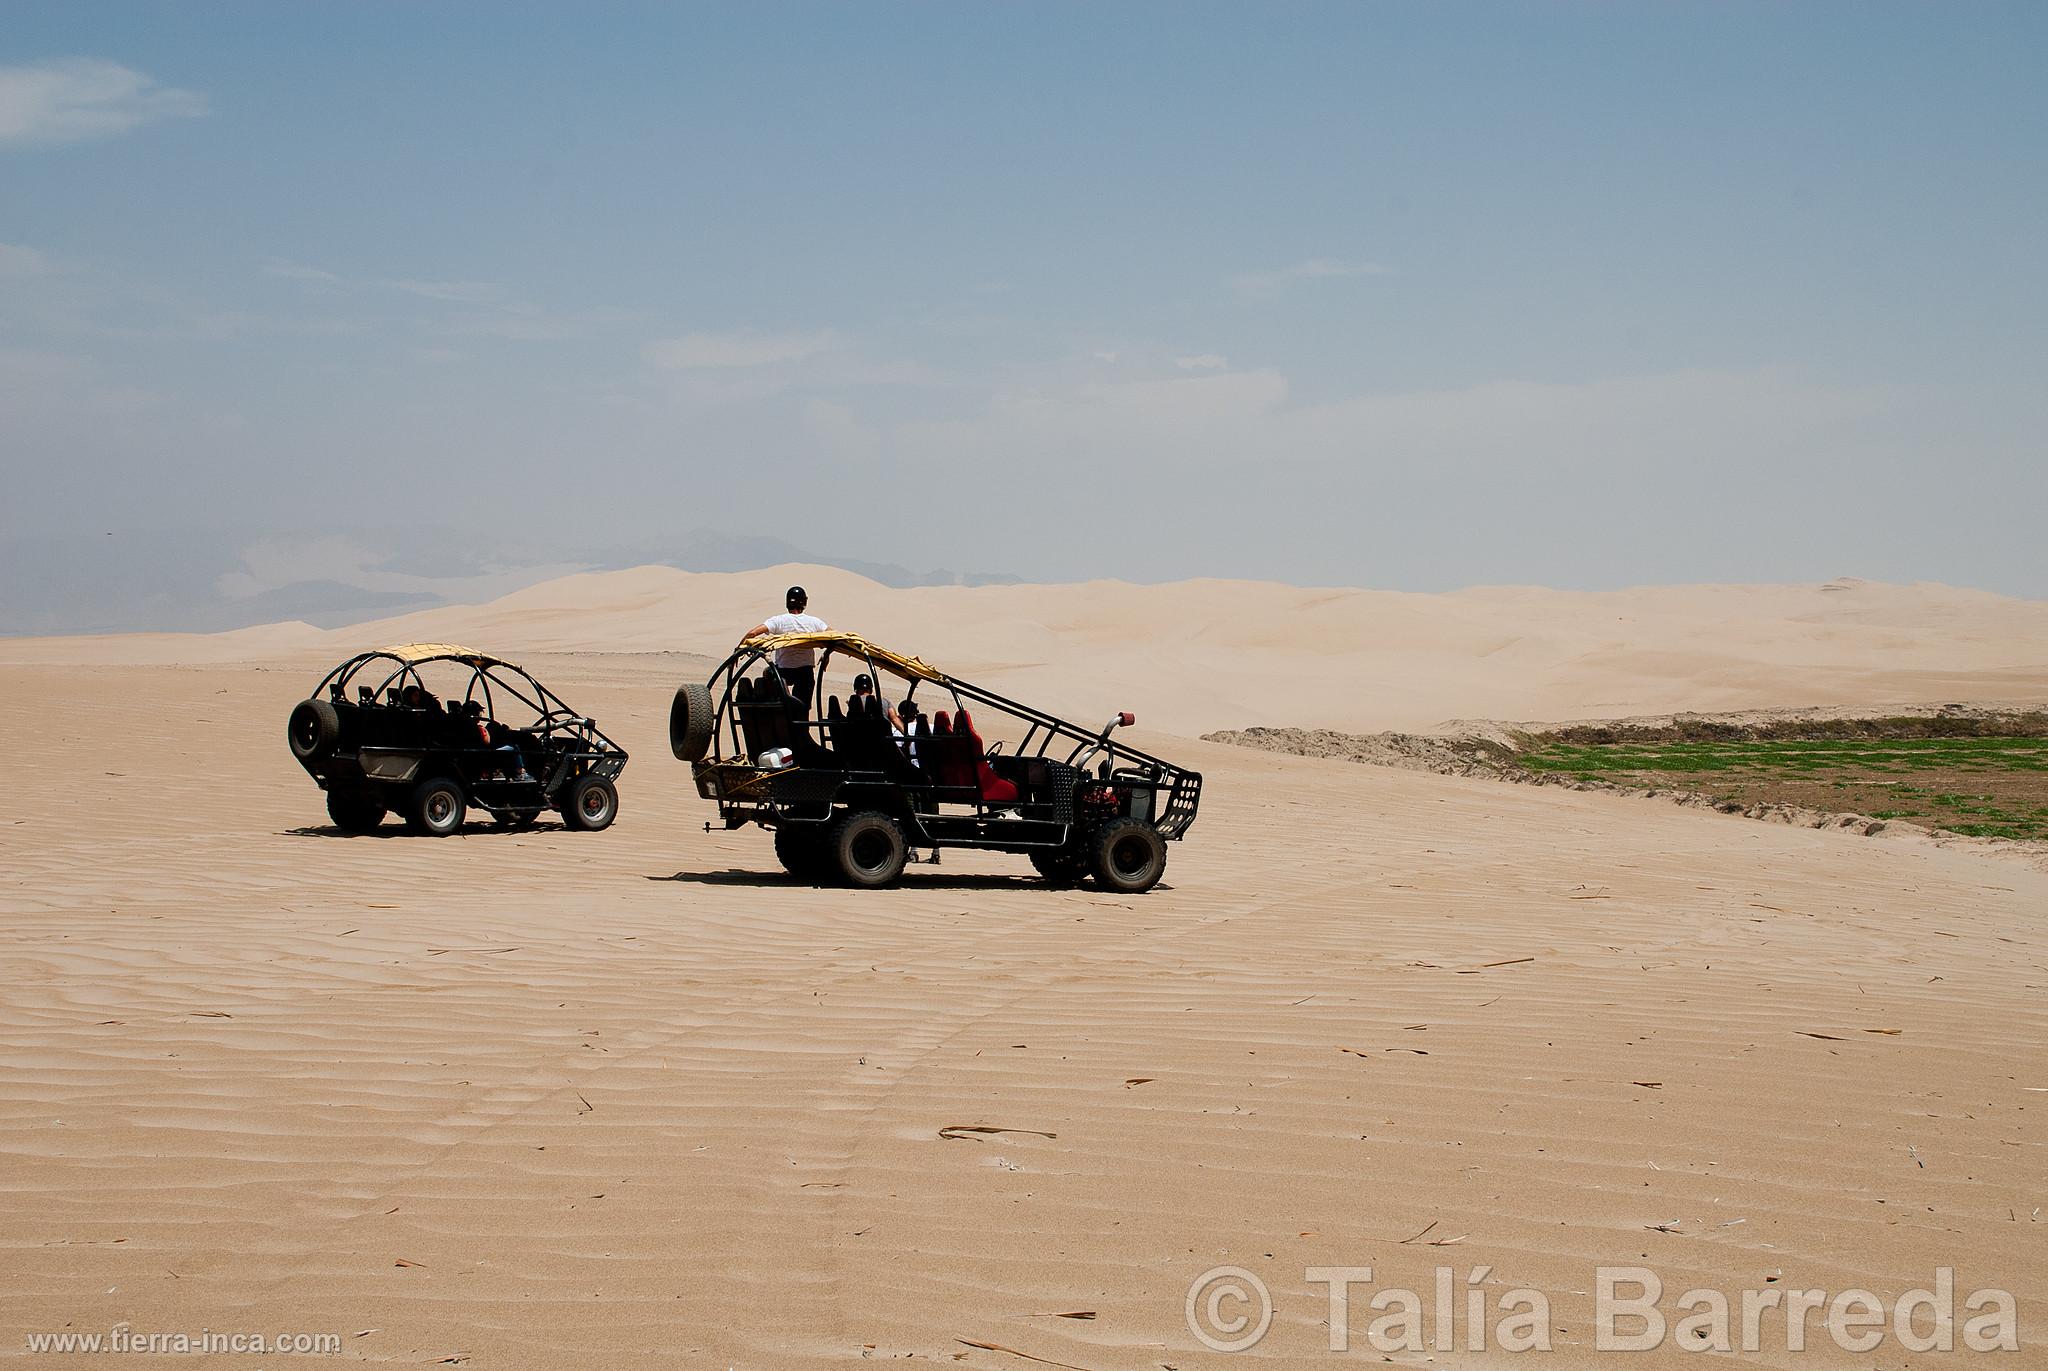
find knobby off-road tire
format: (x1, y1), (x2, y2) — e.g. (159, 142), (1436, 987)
(774, 826), (831, 881)
(1088, 818), (1167, 894)
(670, 683), (715, 761)
(829, 810), (908, 888)
(1028, 848), (1089, 885)
(288, 699), (342, 764)
(325, 789), (386, 834)
(406, 775), (467, 836)
(562, 774), (618, 832)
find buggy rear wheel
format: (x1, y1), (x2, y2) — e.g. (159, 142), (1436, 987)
(670, 683), (715, 761)
(1028, 848), (1088, 885)
(288, 699), (342, 764)
(406, 776), (466, 836)
(829, 810), (907, 888)
(774, 825), (830, 881)
(562, 774), (618, 832)
(1088, 818), (1167, 894)
(325, 789), (386, 834)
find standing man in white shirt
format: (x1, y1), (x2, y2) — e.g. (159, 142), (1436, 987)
(744, 585), (827, 717)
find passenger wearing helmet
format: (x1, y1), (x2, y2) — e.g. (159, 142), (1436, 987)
(851, 672), (903, 731)
(744, 585), (827, 718)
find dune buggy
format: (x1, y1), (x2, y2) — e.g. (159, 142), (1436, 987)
(287, 643), (628, 835)
(668, 631), (1200, 890)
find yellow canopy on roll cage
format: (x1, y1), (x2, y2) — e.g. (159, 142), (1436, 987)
(378, 643), (494, 665)
(737, 630), (949, 685)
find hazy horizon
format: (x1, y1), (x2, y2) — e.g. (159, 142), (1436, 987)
(5, 2), (2045, 632)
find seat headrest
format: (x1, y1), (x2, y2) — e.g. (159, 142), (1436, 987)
(932, 710), (952, 735)
(735, 677), (754, 701)
(828, 696), (844, 719)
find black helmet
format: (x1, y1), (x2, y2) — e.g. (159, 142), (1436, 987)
(853, 673), (873, 693)
(786, 585), (807, 610)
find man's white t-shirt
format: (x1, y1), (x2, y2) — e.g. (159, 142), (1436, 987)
(762, 612), (827, 668)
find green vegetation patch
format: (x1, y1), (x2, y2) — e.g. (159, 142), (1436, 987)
(1511, 734), (2048, 842)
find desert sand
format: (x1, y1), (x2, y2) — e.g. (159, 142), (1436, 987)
(2, 568), (2043, 1366)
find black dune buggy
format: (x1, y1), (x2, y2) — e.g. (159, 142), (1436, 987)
(668, 631), (1200, 891)
(287, 644), (628, 835)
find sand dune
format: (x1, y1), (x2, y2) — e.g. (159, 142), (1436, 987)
(3, 565), (2044, 733)
(2, 577), (2044, 1364)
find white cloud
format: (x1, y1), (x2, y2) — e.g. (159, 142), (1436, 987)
(261, 257), (340, 284)
(0, 58), (205, 145)
(643, 330), (838, 370)
(0, 242), (53, 277)
(1231, 257), (1388, 300)
(1174, 353), (1229, 371)
(387, 278), (508, 304)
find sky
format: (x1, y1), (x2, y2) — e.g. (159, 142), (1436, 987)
(3, 1), (2045, 630)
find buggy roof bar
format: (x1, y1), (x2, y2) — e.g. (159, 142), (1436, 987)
(376, 643), (497, 666)
(312, 647), (623, 754)
(720, 630), (1184, 778)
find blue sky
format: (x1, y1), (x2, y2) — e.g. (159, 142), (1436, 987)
(3, 2), (2044, 623)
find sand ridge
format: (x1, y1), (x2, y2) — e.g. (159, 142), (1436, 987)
(3, 564), (2045, 734)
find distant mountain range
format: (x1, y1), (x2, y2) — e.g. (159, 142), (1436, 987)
(0, 525), (1018, 636)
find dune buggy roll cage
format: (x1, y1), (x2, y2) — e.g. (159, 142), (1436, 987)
(704, 632), (1201, 840)
(315, 644), (624, 755)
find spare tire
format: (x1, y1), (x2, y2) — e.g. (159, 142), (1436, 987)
(670, 682), (715, 761)
(288, 698), (342, 763)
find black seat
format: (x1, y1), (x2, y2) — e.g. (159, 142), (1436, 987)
(739, 674), (837, 768)
(825, 695), (850, 753)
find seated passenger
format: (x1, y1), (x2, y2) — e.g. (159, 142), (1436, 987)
(851, 673), (903, 730)
(463, 701), (533, 783)
(895, 699), (923, 766)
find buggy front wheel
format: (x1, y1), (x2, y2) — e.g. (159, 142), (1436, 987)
(406, 776), (466, 836)
(562, 775), (618, 832)
(1088, 818), (1167, 894)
